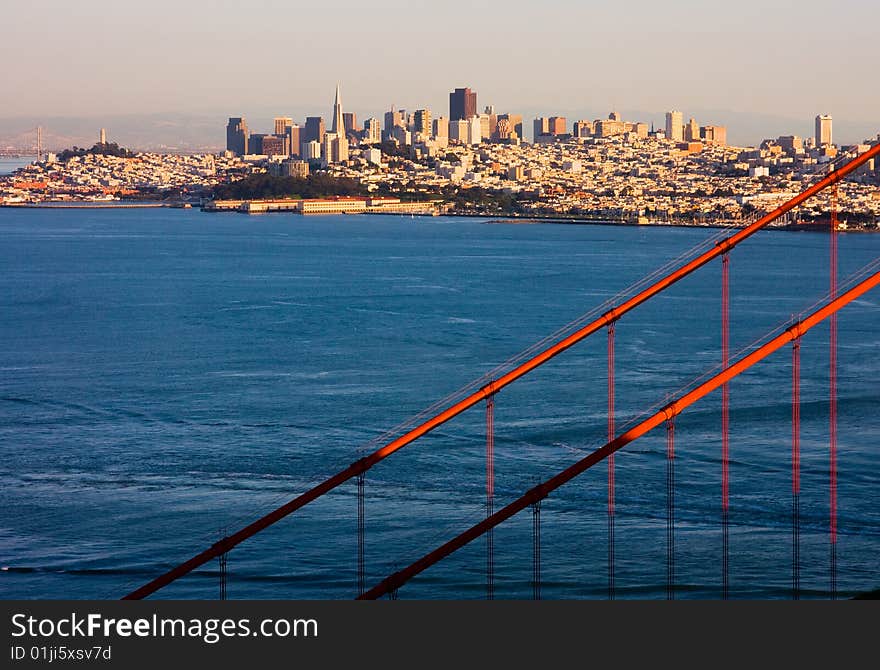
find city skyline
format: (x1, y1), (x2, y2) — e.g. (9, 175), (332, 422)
(1, 1), (877, 135)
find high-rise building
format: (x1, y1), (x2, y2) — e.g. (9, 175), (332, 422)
(449, 119), (469, 143)
(685, 117), (700, 142)
(321, 124), (349, 164)
(484, 106), (498, 138)
(384, 107), (404, 133)
(609, 111), (622, 122)
(303, 140), (322, 160)
(287, 124), (302, 157)
(261, 135), (286, 157)
(815, 114), (833, 147)
(701, 125), (727, 147)
(274, 117), (293, 135)
(449, 87), (477, 121)
(363, 118), (381, 144)
(666, 110), (684, 142)
(478, 114), (491, 139)
(595, 119), (624, 137)
(304, 116), (326, 145)
(343, 112), (357, 136)
(498, 114), (523, 141)
(226, 117), (248, 155)
(777, 135), (803, 154)
(467, 116), (482, 145)
(432, 116), (449, 140)
(495, 118), (514, 141)
(248, 133), (267, 155)
(548, 117), (566, 135)
(391, 125), (411, 146)
(533, 117), (550, 141)
(574, 120), (593, 138)
(331, 84), (344, 136)
(414, 109), (432, 135)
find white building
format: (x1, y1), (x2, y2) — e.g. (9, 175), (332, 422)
(363, 118), (381, 144)
(364, 148), (382, 165)
(303, 140), (322, 160)
(815, 114), (833, 147)
(432, 116), (449, 140)
(666, 110), (683, 143)
(467, 116), (482, 145)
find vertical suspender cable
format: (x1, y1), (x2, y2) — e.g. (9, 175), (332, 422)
(721, 252), (731, 599)
(607, 322), (616, 600)
(357, 473), (365, 597)
(829, 185), (839, 599)
(792, 338), (801, 599)
(666, 417), (675, 600)
(486, 394), (495, 600)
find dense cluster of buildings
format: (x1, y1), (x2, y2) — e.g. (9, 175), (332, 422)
(0, 143), (238, 203)
(223, 85), (734, 165)
(2, 84), (878, 225)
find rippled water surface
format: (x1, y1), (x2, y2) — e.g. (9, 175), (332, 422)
(1, 208), (878, 599)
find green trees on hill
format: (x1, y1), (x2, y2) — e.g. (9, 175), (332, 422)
(213, 174), (368, 200)
(58, 143), (134, 162)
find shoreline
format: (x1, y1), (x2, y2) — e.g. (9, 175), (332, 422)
(1, 202), (170, 209)
(1, 201), (874, 232)
(446, 212), (876, 233)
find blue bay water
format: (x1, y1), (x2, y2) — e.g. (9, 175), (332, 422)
(0, 208), (878, 599)
(0, 157), (35, 176)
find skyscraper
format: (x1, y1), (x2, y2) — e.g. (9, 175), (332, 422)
(274, 117), (293, 135)
(322, 132), (349, 165)
(498, 114), (523, 141)
(331, 84), (344, 136)
(467, 116), (482, 145)
(304, 116), (326, 145)
(432, 116), (449, 140)
(414, 109), (432, 135)
(261, 135), (286, 157)
(363, 118), (381, 144)
(226, 117), (248, 155)
(248, 133), (267, 155)
(548, 117), (566, 135)
(815, 114), (833, 147)
(533, 117), (550, 141)
(666, 110), (683, 142)
(384, 107), (404, 133)
(343, 112), (357, 136)
(287, 123), (302, 157)
(449, 87), (477, 121)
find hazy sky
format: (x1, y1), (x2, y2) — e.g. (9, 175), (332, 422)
(2, 0), (878, 144)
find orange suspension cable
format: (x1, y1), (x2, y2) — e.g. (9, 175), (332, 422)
(358, 269), (880, 599)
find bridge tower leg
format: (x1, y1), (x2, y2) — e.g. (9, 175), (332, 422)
(357, 473), (365, 597)
(666, 417), (675, 600)
(486, 394), (495, 600)
(607, 322), (616, 600)
(792, 338), (801, 599)
(721, 252), (730, 600)
(829, 185), (839, 599)
(532, 500), (542, 600)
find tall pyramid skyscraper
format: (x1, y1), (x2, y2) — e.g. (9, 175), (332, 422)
(331, 84), (344, 136)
